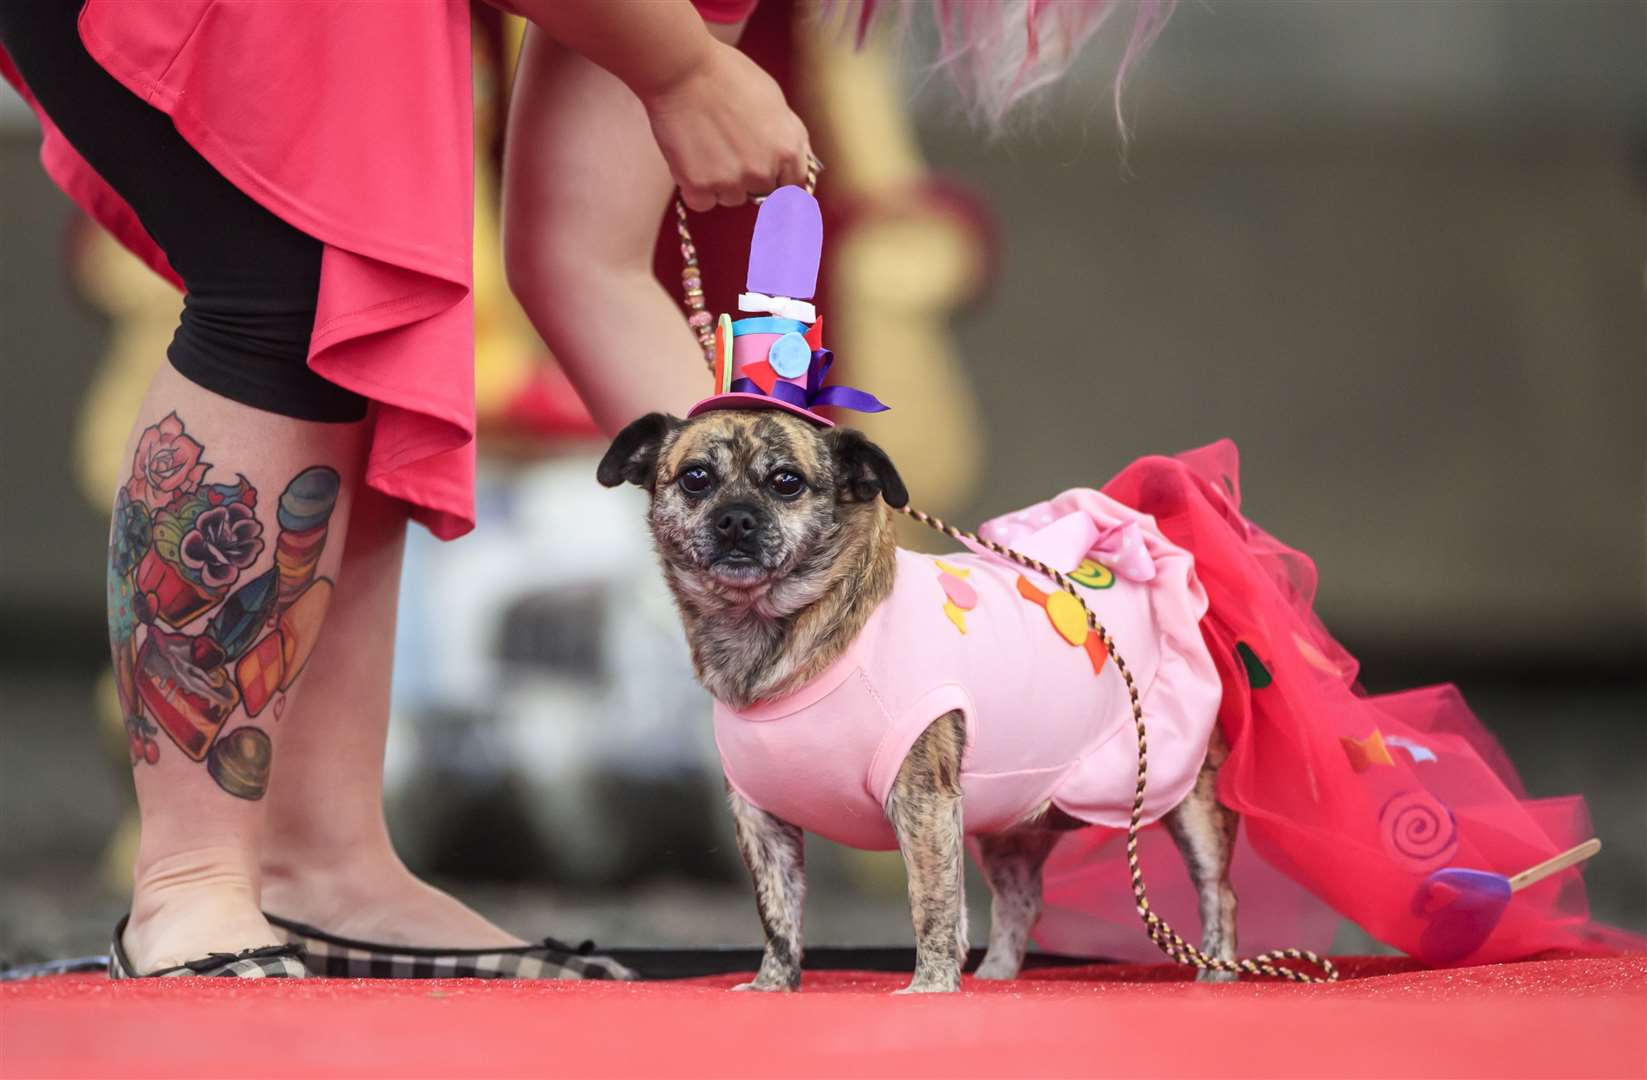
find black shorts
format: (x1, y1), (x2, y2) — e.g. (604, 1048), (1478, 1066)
(0, 0), (365, 422)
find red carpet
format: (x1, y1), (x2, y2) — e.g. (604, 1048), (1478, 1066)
(3, 955), (1644, 1079)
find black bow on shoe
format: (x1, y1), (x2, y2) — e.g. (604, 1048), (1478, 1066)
(539, 936), (597, 956)
(181, 943), (308, 973)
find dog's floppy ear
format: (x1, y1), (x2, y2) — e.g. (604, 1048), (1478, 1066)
(828, 427), (908, 508)
(597, 413), (679, 490)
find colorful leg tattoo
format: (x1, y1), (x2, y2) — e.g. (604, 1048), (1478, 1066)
(109, 411), (340, 799)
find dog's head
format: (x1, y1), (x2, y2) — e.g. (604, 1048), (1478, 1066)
(597, 410), (906, 610)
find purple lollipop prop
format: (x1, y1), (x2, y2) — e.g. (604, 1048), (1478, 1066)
(1411, 838), (1600, 965)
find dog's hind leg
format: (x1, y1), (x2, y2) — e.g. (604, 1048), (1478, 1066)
(974, 824), (1061, 980)
(727, 785), (807, 991)
(886, 711), (968, 993)
(1162, 731), (1240, 983)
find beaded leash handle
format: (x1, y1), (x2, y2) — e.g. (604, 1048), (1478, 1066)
(671, 185), (1338, 984)
(675, 198), (717, 363)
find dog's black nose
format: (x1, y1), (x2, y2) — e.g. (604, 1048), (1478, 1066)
(715, 504), (760, 543)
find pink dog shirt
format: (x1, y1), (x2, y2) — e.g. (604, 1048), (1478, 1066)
(713, 490), (1223, 849)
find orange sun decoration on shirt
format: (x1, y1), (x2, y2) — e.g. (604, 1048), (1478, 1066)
(1015, 576), (1109, 676)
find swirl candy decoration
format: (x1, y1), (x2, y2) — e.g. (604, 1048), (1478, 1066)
(1379, 790), (1460, 872)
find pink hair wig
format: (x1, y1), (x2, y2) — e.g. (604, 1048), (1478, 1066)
(822, 0), (1176, 135)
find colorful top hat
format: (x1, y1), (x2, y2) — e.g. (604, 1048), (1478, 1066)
(688, 187), (888, 429)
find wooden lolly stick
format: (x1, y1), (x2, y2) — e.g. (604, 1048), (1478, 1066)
(1508, 838), (1602, 892)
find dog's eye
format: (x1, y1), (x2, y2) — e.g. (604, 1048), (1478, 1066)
(678, 467), (713, 496)
(769, 471), (805, 499)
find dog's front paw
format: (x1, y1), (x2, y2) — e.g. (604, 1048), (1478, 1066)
(894, 972), (960, 994)
(1195, 968), (1239, 985)
(732, 978), (795, 992)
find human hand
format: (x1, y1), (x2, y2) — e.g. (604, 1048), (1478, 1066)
(641, 40), (812, 212)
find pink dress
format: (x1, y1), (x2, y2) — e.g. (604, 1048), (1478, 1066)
(4, 1), (477, 536)
(4, 1), (770, 538)
(715, 501), (1222, 851)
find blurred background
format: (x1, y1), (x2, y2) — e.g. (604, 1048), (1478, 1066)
(2, 0), (1643, 966)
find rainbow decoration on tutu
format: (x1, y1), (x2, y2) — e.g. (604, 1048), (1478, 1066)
(690, 187), (887, 428)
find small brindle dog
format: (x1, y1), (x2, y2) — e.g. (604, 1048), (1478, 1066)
(599, 409), (1237, 993)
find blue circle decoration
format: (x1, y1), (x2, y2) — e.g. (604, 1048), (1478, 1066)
(768, 333), (812, 378)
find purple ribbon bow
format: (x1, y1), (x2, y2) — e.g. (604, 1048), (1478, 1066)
(732, 349), (889, 416)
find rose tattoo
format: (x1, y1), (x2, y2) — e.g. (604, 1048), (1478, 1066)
(127, 412), (209, 511)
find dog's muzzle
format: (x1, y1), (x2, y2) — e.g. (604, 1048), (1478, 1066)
(711, 502), (766, 559)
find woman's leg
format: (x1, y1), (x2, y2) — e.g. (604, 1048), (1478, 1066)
(0, 1), (371, 972)
(117, 383), (368, 972)
(503, 18), (748, 433)
(257, 484), (524, 947)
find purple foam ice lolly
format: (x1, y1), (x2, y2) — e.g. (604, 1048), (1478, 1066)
(1410, 839), (1600, 966)
(1412, 868), (1511, 965)
(746, 186), (822, 300)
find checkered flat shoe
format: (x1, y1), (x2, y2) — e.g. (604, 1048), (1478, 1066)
(265, 914), (636, 980)
(108, 916), (309, 979)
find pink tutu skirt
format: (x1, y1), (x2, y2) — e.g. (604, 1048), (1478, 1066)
(1032, 440), (1635, 966)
